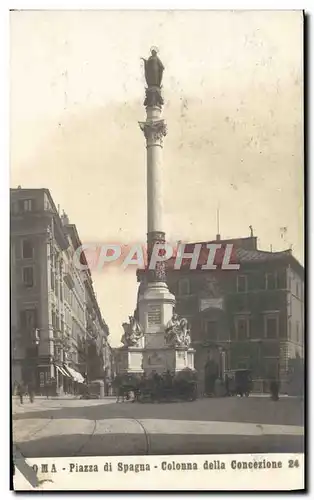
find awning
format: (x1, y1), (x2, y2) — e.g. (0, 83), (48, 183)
(64, 365), (85, 384)
(55, 365), (69, 377)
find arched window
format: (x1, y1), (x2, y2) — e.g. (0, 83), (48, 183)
(178, 278), (190, 296)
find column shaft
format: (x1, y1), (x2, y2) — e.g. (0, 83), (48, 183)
(147, 143), (163, 234)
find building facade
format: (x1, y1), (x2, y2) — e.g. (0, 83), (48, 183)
(11, 188), (112, 394)
(84, 266), (111, 386)
(137, 235), (304, 393)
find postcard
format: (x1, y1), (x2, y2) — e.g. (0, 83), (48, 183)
(10, 9), (304, 491)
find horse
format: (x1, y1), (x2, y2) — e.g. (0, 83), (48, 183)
(113, 374), (138, 403)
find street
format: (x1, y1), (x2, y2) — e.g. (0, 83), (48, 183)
(13, 395), (304, 457)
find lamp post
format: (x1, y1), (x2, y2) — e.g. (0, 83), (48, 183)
(250, 339), (263, 392)
(218, 345), (226, 379)
(29, 328), (40, 389)
(277, 355), (280, 383)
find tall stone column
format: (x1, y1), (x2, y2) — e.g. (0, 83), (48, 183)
(118, 49), (194, 377)
(139, 93), (167, 282)
(138, 49), (175, 361)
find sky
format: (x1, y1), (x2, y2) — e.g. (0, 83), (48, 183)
(10, 10), (304, 346)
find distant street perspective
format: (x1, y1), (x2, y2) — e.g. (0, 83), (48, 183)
(13, 394), (304, 457)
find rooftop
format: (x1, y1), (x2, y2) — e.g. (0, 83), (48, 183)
(164, 237), (303, 275)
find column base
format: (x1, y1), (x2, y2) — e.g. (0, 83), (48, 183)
(138, 281), (175, 350)
(117, 346), (195, 375)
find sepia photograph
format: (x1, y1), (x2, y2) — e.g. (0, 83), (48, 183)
(10, 9), (304, 490)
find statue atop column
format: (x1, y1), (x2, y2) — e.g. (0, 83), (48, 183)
(165, 313), (192, 348)
(142, 47), (164, 87)
(141, 47), (165, 108)
(121, 316), (144, 347)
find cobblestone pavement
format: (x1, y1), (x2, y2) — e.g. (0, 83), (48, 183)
(12, 396), (116, 414)
(13, 394), (304, 424)
(12, 396), (304, 457)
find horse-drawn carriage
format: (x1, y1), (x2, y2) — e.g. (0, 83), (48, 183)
(113, 369), (197, 403)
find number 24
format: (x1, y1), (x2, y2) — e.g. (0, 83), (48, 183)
(288, 460), (300, 468)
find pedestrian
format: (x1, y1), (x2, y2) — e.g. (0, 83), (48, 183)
(270, 377), (279, 401)
(28, 382), (35, 403)
(214, 376), (222, 397)
(51, 377), (57, 397)
(107, 379), (112, 396)
(45, 378), (51, 399)
(224, 374), (230, 396)
(17, 382), (25, 404)
(208, 374), (216, 396)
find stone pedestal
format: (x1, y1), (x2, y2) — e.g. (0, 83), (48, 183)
(142, 347), (195, 375)
(119, 279), (195, 375)
(176, 347), (195, 371)
(119, 337), (195, 376)
(117, 347), (144, 374)
(138, 281), (175, 349)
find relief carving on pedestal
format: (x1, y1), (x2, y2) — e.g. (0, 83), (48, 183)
(121, 315), (144, 347)
(147, 351), (163, 366)
(165, 313), (191, 348)
(147, 231), (167, 283)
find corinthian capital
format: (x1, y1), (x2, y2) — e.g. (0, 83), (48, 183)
(139, 119), (167, 146)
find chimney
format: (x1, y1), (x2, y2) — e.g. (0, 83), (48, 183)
(61, 210), (69, 226)
(216, 207), (221, 242)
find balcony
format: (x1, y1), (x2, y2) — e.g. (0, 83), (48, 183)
(63, 262), (75, 289)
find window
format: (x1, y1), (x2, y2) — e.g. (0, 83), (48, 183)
(288, 320), (291, 340)
(277, 270), (286, 289)
(296, 322), (300, 343)
(54, 345), (61, 360)
(178, 278), (190, 296)
(23, 266), (34, 287)
(237, 275), (247, 293)
(51, 311), (58, 334)
(264, 314), (279, 339)
(287, 296), (292, 316)
(22, 239), (33, 259)
(50, 267), (55, 291)
(265, 273), (277, 290)
(18, 199), (33, 212)
(56, 313), (60, 331)
(20, 309), (37, 330)
(288, 275), (292, 290)
(205, 320), (217, 341)
(296, 283), (299, 299)
(235, 316), (250, 340)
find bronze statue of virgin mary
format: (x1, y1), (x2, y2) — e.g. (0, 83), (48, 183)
(141, 48), (164, 88)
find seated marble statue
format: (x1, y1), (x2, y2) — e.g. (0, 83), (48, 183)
(165, 313), (191, 348)
(121, 316), (143, 347)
